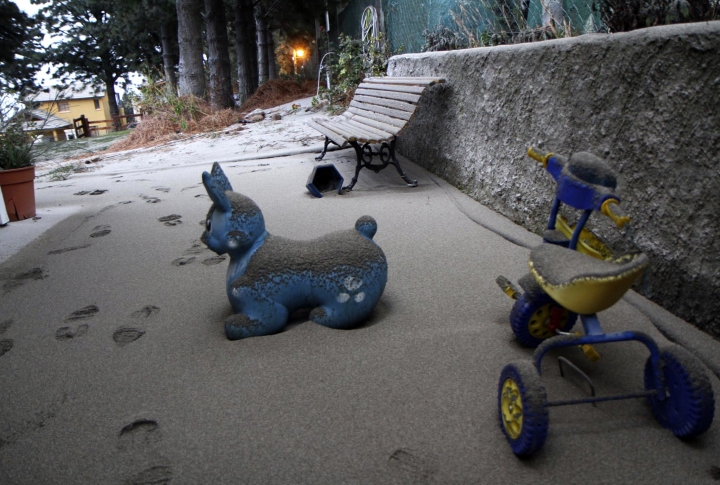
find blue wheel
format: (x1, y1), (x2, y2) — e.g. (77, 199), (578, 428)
(498, 360), (549, 457)
(644, 345), (715, 438)
(509, 293), (577, 348)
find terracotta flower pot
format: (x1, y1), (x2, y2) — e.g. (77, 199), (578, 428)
(0, 165), (36, 221)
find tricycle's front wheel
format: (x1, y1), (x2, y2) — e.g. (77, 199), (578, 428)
(644, 344), (715, 438)
(510, 293), (577, 348)
(498, 360), (549, 457)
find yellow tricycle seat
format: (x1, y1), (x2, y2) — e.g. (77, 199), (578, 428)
(528, 244), (649, 314)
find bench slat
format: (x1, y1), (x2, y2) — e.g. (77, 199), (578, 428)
(341, 118), (395, 141)
(350, 100), (414, 121)
(324, 119), (387, 143)
(354, 88), (421, 104)
(352, 94), (416, 113)
(336, 116), (389, 142)
(345, 112), (402, 136)
(347, 107), (408, 129)
(364, 76), (445, 87)
(313, 118), (359, 141)
(357, 82), (427, 95)
(307, 119), (348, 147)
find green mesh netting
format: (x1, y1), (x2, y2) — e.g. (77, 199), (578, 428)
(338, 0), (604, 53)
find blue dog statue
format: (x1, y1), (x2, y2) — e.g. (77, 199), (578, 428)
(201, 163), (388, 340)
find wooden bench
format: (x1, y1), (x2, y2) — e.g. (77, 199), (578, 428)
(308, 76), (445, 190)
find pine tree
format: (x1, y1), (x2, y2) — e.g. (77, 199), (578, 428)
(0, 0), (42, 92)
(204, 0), (234, 109)
(36, 0), (160, 117)
(176, 0), (206, 97)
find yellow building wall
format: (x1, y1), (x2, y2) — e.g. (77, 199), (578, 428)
(38, 93), (116, 135)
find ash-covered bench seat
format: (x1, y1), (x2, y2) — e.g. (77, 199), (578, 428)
(308, 76), (445, 190)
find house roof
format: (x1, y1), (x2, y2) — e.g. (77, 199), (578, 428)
(21, 109), (72, 131)
(31, 84), (106, 102)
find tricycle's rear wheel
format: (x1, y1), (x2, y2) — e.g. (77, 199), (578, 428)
(644, 344), (715, 438)
(510, 293), (577, 348)
(498, 360), (549, 457)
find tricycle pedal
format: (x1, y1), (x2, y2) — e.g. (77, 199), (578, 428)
(496, 275), (520, 300)
(572, 332), (601, 362)
(581, 344), (600, 362)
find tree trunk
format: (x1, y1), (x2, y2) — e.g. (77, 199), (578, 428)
(204, 0), (235, 109)
(105, 77), (121, 130)
(160, 20), (178, 95)
(233, 0), (255, 105)
(176, 0), (206, 97)
(248, 11), (258, 91)
(255, 3), (268, 85)
(266, 29), (276, 80)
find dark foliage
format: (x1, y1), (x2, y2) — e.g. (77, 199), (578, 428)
(600, 0), (719, 32)
(0, 0), (42, 92)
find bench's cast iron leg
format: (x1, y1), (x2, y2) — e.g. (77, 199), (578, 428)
(315, 136), (337, 161)
(343, 141), (365, 191)
(388, 138), (418, 187)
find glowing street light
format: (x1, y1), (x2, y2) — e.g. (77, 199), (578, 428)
(293, 48), (306, 75)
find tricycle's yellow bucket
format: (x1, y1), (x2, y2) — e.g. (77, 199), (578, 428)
(528, 244), (648, 315)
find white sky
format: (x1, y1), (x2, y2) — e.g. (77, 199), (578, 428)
(12, 0), (143, 96)
(13, 0), (41, 16)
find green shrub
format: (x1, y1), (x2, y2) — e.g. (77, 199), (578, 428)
(0, 119), (35, 170)
(318, 32), (402, 109)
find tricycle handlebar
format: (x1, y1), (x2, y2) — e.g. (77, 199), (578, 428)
(601, 199), (631, 228)
(527, 147), (552, 168)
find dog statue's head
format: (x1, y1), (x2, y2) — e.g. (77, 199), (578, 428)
(201, 162), (266, 256)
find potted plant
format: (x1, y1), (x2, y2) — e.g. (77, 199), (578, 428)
(0, 119), (36, 221)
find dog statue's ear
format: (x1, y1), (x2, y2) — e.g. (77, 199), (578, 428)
(202, 162), (232, 212)
(210, 162), (233, 192)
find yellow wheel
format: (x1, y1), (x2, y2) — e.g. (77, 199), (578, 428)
(500, 378), (523, 439)
(510, 293), (577, 348)
(498, 361), (549, 456)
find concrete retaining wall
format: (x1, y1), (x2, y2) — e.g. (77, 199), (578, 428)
(388, 22), (720, 338)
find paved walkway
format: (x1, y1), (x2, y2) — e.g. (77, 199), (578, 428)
(0, 104), (718, 484)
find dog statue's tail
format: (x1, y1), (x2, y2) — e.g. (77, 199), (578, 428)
(355, 215), (378, 240)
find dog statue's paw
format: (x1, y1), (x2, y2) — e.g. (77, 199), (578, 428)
(224, 314), (261, 340)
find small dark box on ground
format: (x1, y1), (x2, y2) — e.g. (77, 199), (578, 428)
(307, 164), (344, 198)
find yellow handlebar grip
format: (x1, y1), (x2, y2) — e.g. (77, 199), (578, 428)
(601, 199), (631, 228)
(527, 147), (552, 169)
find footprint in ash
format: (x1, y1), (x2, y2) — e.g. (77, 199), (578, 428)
(117, 418), (173, 484)
(112, 328), (145, 346)
(74, 189), (107, 196)
(118, 419), (162, 450)
(184, 242), (207, 255)
(48, 244), (91, 255)
(0, 339), (13, 357)
(2, 267), (46, 293)
(2, 319), (15, 357)
(172, 241), (216, 266)
(90, 225), (111, 238)
(113, 306), (160, 347)
(55, 305), (98, 341)
(140, 195), (161, 204)
(387, 448), (438, 484)
(158, 214), (182, 227)
(124, 466), (173, 485)
(201, 256), (226, 265)
(171, 257), (195, 266)
(131, 305), (160, 319)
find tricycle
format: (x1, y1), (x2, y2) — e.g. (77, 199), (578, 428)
(495, 148), (715, 456)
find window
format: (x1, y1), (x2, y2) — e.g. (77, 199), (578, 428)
(58, 100), (70, 112)
(93, 98), (100, 110)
